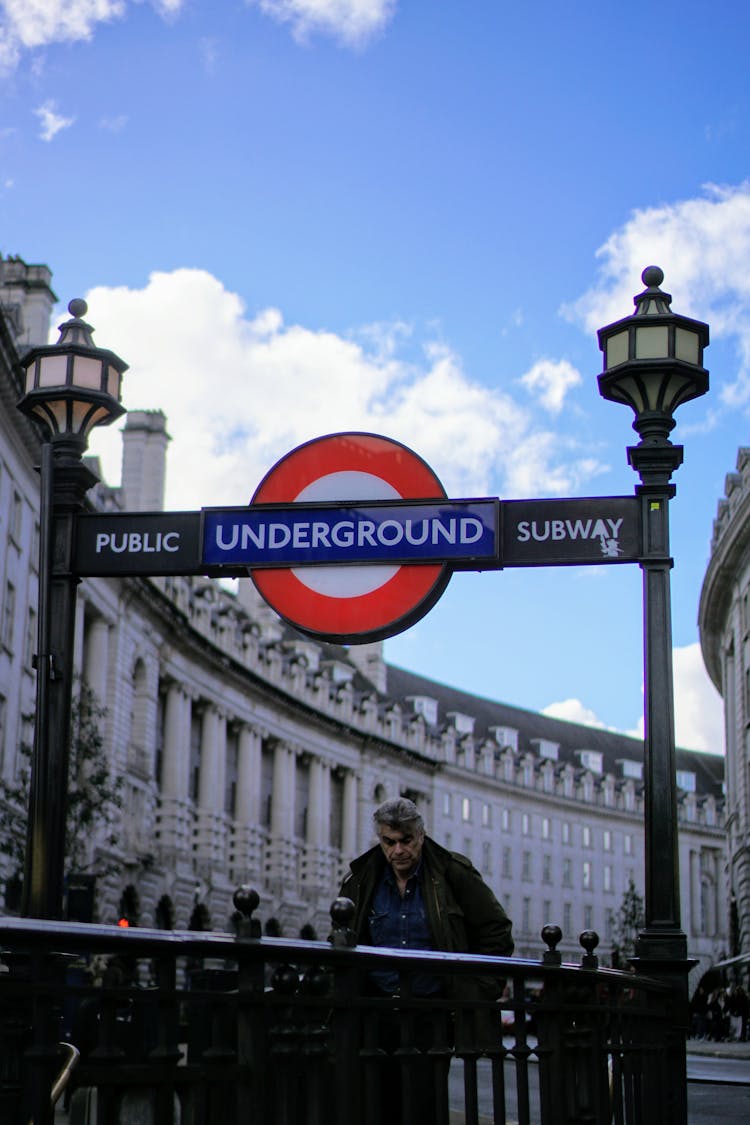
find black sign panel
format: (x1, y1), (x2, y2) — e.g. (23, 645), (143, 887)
(75, 512), (203, 576)
(501, 496), (641, 567)
(74, 496), (642, 577)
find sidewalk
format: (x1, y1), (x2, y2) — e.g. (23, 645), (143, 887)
(687, 1037), (750, 1060)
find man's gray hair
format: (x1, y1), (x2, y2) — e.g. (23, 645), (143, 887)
(373, 797), (424, 835)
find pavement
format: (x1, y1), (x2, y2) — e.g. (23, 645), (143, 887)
(687, 1037), (750, 1060)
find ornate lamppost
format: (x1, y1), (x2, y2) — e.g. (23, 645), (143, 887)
(17, 299), (127, 919)
(597, 266), (709, 1116)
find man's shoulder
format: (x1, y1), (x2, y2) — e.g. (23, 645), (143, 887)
(346, 844), (382, 878)
(423, 837), (474, 874)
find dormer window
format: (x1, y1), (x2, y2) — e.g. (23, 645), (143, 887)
(490, 726), (518, 752)
(618, 759), (643, 781)
(323, 659), (354, 685)
(676, 770), (696, 793)
(576, 750), (603, 774)
(531, 738), (559, 761)
(447, 711), (475, 735)
(407, 695), (439, 726)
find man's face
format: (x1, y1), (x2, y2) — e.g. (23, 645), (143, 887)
(377, 824), (424, 879)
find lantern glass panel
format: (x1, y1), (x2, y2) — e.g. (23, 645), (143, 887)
(675, 327), (700, 364)
(605, 330), (629, 369)
(105, 364), (121, 399)
(71, 355), (105, 391)
(37, 354), (69, 388)
(635, 325), (669, 359)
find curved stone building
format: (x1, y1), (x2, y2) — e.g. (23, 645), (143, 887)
(700, 448), (750, 966)
(1, 256), (728, 980)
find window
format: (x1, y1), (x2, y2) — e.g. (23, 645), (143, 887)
(562, 858), (572, 887)
(461, 797), (471, 822)
(624, 834), (633, 856)
(25, 607), (36, 669)
(260, 739), (274, 828)
(522, 851), (532, 881)
(562, 821), (571, 845)
(502, 846), (512, 878)
(522, 812), (531, 836)
(582, 860), (593, 890)
(225, 728), (239, 817)
(501, 808), (511, 832)
(563, 902), (572, 936)
(542, 854), (552, 884)
(155, 691), (166, 788)
(604, 865), (612, 893)
(543, 900), (552, 925)
(482, 841), (491, 874)
(443, 792), (452, 817)
(582, 825), (592, 848)
(481, 802), (491, 828)
(676, 770), (696, 793)
(189, 709), (202, 802)
(603, 829), (612, 852)
(0, 694), (6, 770)
(584, 905), (593, 930)
(10, 491), (22, 542)
(294, 757), (310, 838)
(542, 816), (551, 840)
(605, 909), (615, 941)
(522, 897), (531, 934)
(2, 582), (16, 650)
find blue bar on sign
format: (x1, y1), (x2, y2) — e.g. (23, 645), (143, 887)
(201, 500), (498, 569)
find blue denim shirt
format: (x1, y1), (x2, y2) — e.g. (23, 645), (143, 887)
(367, 861), (442, 996)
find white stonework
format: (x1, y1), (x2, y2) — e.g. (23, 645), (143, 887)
(0, 256), (728, 986)
(700, 446), (750, 969)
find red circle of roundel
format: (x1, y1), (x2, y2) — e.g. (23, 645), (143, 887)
(249, 432), (451, 644)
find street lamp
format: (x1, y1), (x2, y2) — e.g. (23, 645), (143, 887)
(597, 266), (709, 1117)
(17, 299), (127, 919)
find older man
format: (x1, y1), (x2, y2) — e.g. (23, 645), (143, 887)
(340, 796), (514, 969)
(338, 797), (513, 1122)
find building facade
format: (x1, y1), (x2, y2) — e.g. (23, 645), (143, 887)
(0, 256), (728, 983)
(700, 448), (750, 966)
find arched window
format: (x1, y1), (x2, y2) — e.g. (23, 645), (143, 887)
(155, 894), (176, 930)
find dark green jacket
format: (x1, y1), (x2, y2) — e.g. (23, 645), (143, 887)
(339, 836), (514, 957)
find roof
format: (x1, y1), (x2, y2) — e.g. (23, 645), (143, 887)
(385, 662), (724, 800)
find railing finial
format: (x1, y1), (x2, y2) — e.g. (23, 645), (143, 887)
(328, 896), (357, 948)
(579, 930), (600, 969)
(233, 885), (262, 940)
(541, 923), (562, 966)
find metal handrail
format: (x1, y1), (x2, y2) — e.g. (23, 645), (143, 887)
(0, 893), (682, 1125)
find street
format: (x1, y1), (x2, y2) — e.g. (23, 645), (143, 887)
(447, 1053), (750, 1124)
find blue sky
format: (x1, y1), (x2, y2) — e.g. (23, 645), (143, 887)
(4, 1), (750, 752)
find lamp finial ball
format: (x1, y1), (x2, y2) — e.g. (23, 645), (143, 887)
(641, 266), (664, 288)
(68, 298), (88, 319)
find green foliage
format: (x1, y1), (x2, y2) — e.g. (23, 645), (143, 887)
(612, 875), (645, 962)
(0, 681), (123, 884)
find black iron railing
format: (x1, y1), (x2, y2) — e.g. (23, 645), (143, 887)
(0, 889), (683, 1125)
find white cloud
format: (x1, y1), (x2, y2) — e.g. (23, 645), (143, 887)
(673, 642), (724, 754)
(542, 699), (605, 728)
(79, 267), (602, 514)
(562, 181), (750, 406)
(249, 0), (397, 47)
(99, 113), (128, 132)
(34, 99), (74, 140)
(0, 0), (183, 70)
(520, 358), (582, 414)
(543, 643), (724, 755)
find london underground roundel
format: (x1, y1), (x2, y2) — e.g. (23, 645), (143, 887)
(249, 432), (451, 643)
